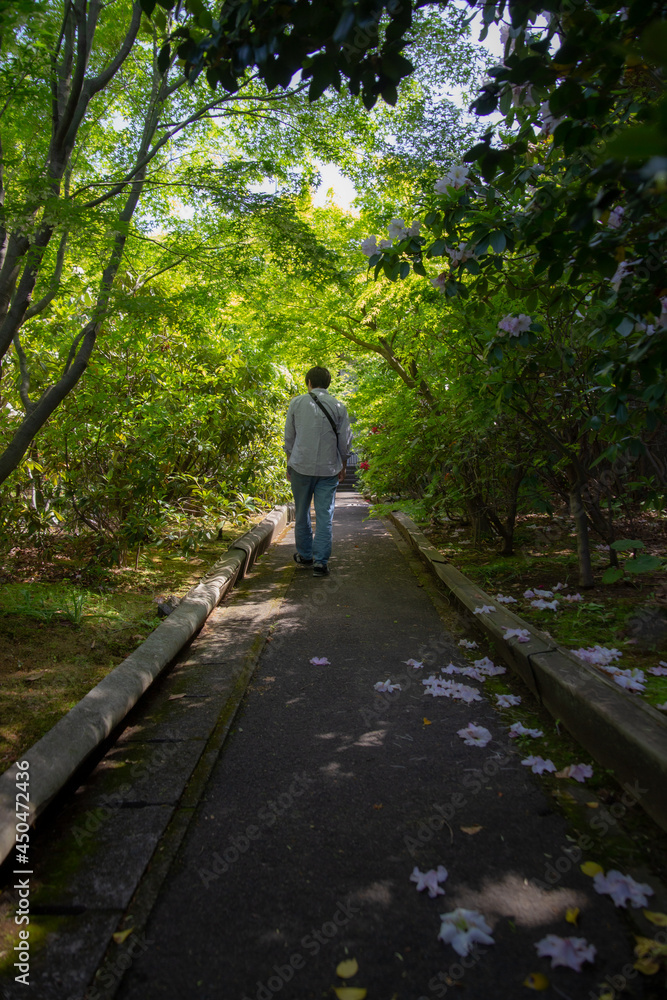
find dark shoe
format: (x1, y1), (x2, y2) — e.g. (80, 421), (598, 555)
(293, 553), (313, 567)
(312, 562), (329, 577)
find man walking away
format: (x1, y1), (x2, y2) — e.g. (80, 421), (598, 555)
(284, 367), (353, 577)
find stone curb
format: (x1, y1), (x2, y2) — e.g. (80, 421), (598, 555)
(388, 510), (667, 834)
(0, 504), (294, 866)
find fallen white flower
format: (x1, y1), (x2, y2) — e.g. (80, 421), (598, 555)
(648, 665), (667, 676)
(438, 908), (494, 956)
(563, 592), (583, 602)
(509, 722), (543, 739)
(457, 666), (487, 682)
(496, 593), (517, 604)
(531, 598), (559, 610)
(411, 864), (448, 897)
(423, 679), (483, 703)
(374, 679), (401, 693)
(473, 605), (496, 614)
(458, 639), (478, 650)
(610, 668), (645, 692)
(593, 869), (654, 908)
(441, 663), (462, 674)
(535, 934), (596, 971)
(521, 755), (556, 774)
(503, 628), (531, 643)
(457, 723), (492, 747)
(495, 694), (521, 708)
(473, 656), (506, 677)
(309, 656), (330, 665)
(572, 645), (622, 667)
(404, 658), (424, 669)
(560, 763), (593, 783)
(453, 684), (484, 703)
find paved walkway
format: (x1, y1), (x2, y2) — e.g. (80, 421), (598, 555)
(1, 494), (655, 999)
(115, 496), (646, 999)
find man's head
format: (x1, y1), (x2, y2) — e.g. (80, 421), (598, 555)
(305, 366), (331, 390)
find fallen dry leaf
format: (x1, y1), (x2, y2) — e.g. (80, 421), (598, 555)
(460, 825), (483, 835)
(333, 989), (367, 1000)
(336, 958), (359, 979)
(580, 861), (604, 877)
(372, 803), (383, 810)
(586, 801), (599, 808)
(565, 906), (580, 926)
(168, 693), (186, 700)
(634, 956), (661, 975)
(643, 910), (667, 927)
(112, 928), (133, 944)
(523, 972), (549, 990)
(423, 717), (432, 726)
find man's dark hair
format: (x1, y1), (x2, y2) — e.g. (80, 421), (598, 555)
(306, 366), (331, 389)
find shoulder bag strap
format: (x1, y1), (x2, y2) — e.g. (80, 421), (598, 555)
(309, 392), (339, 442)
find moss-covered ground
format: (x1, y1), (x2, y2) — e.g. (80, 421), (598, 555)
(0, 519), (268, 772)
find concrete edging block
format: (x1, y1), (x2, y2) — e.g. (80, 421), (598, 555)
(387, 510), (667, 834)
(0, 504), (293, 866)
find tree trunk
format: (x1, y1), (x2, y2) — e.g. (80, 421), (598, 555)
(569, 485), (594, 587)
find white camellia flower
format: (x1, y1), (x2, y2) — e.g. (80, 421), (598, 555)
(593, 869), (654, 908)
(610, 259), (640, 291)
(387, 217), (409, 240)
(411, 865), (448, 898)
(509, 722), (543, 739)
(498, 313), (532, 336)
(607, 205), (625, 229)
(560, 763), (593, 782)
(448, 164), (469, 187)
(361, 235), (378, 257)
(457, 723), (493, 746)
(374, 679), (401, 693)
(535, 935), (596, 971)
(521, 755), (556, 774)
(434, 164), (469, 193)
(503, 628), (531, 643)
(610, 668), (645, 692)
(430, 272), (447, 292)
(438, 908), (494, 956)
(496, 693), (521, 708)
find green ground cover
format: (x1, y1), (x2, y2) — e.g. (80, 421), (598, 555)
(417, 511), (667, 714)
(0, 520), (268, 772)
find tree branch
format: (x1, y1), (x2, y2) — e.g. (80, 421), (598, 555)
(23, 229), (69, 321)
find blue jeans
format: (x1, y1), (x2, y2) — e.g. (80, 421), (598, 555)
(289, 469), (339, 567)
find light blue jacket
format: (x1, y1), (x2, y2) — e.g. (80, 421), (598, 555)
(283, 388), (352, 476)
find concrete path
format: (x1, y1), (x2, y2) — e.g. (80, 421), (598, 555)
(1, 494), (660, 1000)
(112, 496), (650, 999)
